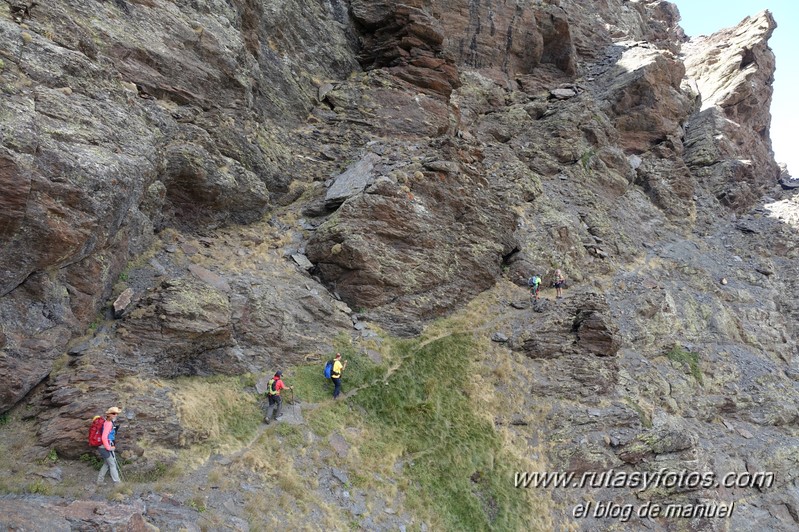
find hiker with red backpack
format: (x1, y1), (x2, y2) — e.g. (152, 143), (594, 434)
(90, 406), (122, 485)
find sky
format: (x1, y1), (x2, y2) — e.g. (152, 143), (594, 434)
(672, 0), (798, 177)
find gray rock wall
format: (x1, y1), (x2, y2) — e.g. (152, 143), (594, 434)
(0, 1), (797, 529)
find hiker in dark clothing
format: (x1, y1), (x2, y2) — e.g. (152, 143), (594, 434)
(554, 269), (566, 298)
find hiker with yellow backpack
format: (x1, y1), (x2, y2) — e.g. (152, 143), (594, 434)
(264, 371), (293, 424)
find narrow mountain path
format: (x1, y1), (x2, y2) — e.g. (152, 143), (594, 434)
(341, 331), (454, 400)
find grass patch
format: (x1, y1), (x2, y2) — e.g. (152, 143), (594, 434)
(234, 432), (319, 515)
(305, 401), (352, 438)
(79, 453), (104, 471)
(273, 423), (304, 447)
(0, 482), (22, 495)
(666, 344), (703, 385)
(125, 461), (172, 483)
(351, 334), (533, 531)
(579, 148), (596, 170)
(36, 448), (58, 465)
(207, 469), (229, 488)
(187, 495), (207, 513)
(0, 412), (9, 426)
(239, 372), (258, 388)
(291, 364), (335, 404)
(624, 398), (653, 429)
(26, 479), (51, 495)
(50, 354), (69, 375)
(291, 347), (387, 404)
(170, 375), (262, 459)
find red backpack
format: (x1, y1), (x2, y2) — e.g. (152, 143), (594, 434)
(88, 416), (104, 447)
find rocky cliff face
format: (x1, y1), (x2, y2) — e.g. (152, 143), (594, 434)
(1, 0), (797, 530)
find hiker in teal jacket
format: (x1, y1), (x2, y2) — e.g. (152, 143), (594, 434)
(528, 275), (542, 301)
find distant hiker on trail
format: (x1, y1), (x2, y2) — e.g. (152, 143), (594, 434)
(265, 371), (292, 423)
(554, 269), (566, 299)
(97, 406), (122, 485)
(331, 352), (347, 399)
(528, 274), (542, 301)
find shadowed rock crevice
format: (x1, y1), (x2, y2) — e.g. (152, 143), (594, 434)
(351, 1), (460, 96)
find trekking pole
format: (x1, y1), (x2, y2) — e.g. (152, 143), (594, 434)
(111, 450), (124, 483)
(291, 387), (297, 416)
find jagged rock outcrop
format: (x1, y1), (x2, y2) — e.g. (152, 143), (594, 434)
(350, 2), (460, 96)
(0, 0), (359, 412)
(510, 292), (620, 359)
(118, 277), (239, 378)
(682, 11), (779, 211)
(306, 140), (519, 334)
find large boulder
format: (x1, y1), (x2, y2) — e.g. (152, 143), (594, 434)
(118, 277), (239, 378)
(510, 292), (620, 359)
(306, 146), (518, 334)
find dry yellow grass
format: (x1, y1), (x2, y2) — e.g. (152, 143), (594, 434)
(168, 376), (261, 465)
